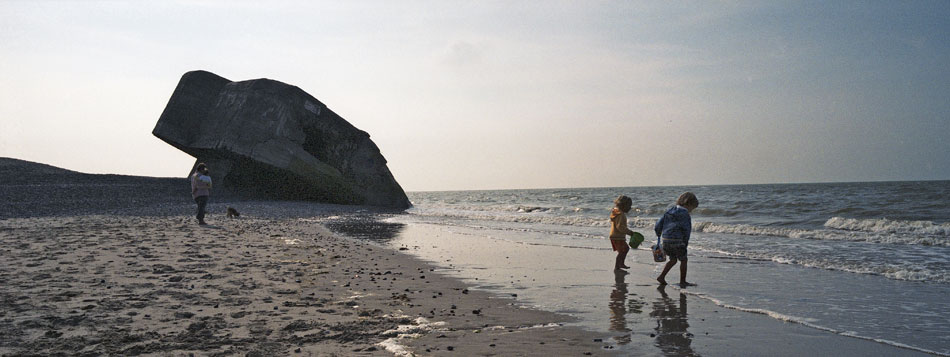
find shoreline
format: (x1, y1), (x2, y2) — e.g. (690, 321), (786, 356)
(1, 198), (939, 356)
(0, 202), (609, 356)
(360, 218), (935, 357)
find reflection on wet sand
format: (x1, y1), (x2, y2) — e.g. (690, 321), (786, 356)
(651, 285), (698, 356)
(324, 215), (407, 241)
(608, 270), (645, 345)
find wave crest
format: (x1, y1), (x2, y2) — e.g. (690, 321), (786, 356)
(408, 207), (662, 229)
(824, 217), (950, 236)
(695, 221), (950, 247)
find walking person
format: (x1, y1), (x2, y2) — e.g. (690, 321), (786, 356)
(191, 163), (212, 225)
(655, 192), (699, 287)
(610, 195), (638, 271)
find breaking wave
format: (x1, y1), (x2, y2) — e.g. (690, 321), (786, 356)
(824, 217), (950, 236)
(408, 207), (651, 228)
(695, 219), (950, 247)
(411, 206), (950, 247)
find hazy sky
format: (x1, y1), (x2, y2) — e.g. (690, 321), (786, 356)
(2, 1), (948, 191)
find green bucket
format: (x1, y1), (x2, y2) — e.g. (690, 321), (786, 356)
(629, 232), (645, 249)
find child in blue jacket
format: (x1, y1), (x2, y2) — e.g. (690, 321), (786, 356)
(655, 192), (699, 287)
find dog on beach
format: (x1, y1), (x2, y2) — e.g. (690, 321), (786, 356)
(226, 206), (240, 218)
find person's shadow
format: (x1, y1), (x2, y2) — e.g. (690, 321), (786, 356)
(650, 285), (698, 356)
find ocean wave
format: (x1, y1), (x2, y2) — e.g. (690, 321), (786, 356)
(401, 213), (950, 284)
(411, 204), (593, 215)
(402, 215), (609, 241)
(409, 206), (950, 247)
(694, 222), (809, 238)
(690, 207), (742, 216)
(408, 208), (646, 228)
(824, 217), (950, 236)
(408, 202), (711, 217)
(695, 221), (950, 247)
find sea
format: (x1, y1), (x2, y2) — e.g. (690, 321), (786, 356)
(326, 181), (950, 355)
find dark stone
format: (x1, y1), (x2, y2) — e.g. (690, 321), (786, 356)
(153, 70), (410, 208)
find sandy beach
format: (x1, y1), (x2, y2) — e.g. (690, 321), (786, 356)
(0, 158), (941, 356)
(0, 201), (609, 356)
(3, 204), (933, 357)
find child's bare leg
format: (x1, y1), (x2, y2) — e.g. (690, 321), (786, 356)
(680, 260), (688, 283)
(679, 260), (694, 286)
(615, 250), (629, 270)
(657, 258), (677, 285)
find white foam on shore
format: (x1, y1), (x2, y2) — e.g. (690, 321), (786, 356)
(378, 317), (447, 357)
(481, 322), (562, 331)
(283, 238), (301, 245)
(381, 316), (447, 336)
(376, 318), (565, 356)
(378, 338), (415, 357)
(677, 289), (949, 357)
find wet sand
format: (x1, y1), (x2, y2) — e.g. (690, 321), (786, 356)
(370, 221), (932, 356)
(0, 204), (609, 356)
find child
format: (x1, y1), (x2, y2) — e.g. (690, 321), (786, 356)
(610, 195), (637, 271)
(654, 192), (699, 287)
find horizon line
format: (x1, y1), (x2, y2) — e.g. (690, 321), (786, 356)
(4, 156), (946, 193)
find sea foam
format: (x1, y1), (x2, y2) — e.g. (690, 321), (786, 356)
(824, 217), (950, 235)
(410, 206), (950, 247)
(695, 220), (950, 247)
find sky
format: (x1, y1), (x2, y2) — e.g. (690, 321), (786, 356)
(1, 1), (948, 191)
